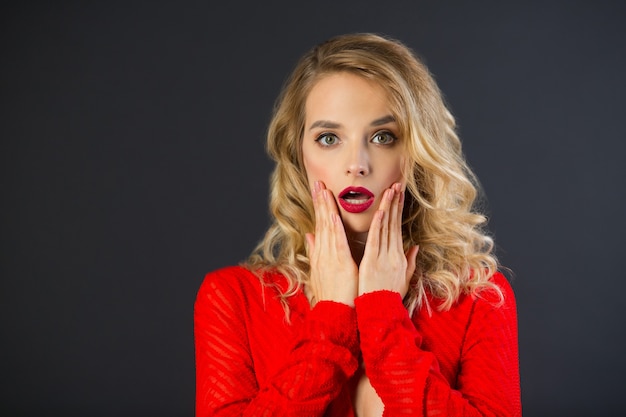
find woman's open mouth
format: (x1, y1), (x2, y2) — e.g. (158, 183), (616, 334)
(338, 186), (374, 213)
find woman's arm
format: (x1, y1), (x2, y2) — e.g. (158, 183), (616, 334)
(194, 269), (360, 416)
(355, 274), (521, 417)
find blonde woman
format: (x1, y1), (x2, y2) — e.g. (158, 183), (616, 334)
(195, 33), (521, 416)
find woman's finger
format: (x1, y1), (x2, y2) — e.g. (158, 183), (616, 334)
(380, 188), (394, 252)
(363, 209), (383, 261)
(312, 181), (323, 234)
(315, 182), (334, 250)
(390, 183), (404, 253)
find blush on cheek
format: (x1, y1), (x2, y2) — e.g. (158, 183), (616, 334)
(303, 160), (330, 189)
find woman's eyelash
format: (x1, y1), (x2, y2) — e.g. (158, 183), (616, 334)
(314, 131), (398, 147)
(372, 131), (398, 145)
(315, 133), (339, 146)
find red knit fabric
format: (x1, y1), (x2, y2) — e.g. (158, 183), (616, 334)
(194, 266), (521, 416)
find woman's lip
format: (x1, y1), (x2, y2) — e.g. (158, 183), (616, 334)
(338, 186), (375, 213)
(339, 198), (374, 213)
(339, 186), (374, 199)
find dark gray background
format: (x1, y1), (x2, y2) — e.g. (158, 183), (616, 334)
(2, 1), (625, 416)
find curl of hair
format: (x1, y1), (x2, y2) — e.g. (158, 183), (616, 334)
(246, 33), (503, 317)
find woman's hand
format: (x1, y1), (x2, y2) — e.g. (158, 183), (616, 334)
(358, 183), (419, 298)
(306, 181), (359, 307)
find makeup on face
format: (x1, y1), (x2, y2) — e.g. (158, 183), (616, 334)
(338, 186), (374, 213)
(301, 72), (405, 233)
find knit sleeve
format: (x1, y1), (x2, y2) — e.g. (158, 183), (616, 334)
(354, 273), (521, 417)
(194, 269), (360, 416)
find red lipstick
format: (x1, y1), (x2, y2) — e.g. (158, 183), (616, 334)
(338, 186), (375, 213)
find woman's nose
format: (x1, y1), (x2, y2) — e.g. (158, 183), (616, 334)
(346, 144), (370, 177)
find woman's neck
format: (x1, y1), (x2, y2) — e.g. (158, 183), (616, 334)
(347, 231), (368, 265)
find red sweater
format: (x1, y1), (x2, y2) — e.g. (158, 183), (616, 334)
(194, 266), (521, 416)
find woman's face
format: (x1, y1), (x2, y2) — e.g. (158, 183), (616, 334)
(302, 72), (406, 234)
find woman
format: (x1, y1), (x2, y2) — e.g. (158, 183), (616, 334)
(195, 33), (521, 416)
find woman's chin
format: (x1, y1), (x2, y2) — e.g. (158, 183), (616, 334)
(341, 217), (372, 236)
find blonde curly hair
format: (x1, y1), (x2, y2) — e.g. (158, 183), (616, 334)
(246, 33), (502, 315)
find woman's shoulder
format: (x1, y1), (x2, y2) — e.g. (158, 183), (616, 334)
(426, 271), (515, 308)
(425, 271), (517, 325)
(199, 265), (257, 289)
(196, 265), (288, 300)
(464, 271), (518, 326)
(479, 271), (516, 310)
(195, 265), (299, 322)
(203, 264), (257, 282)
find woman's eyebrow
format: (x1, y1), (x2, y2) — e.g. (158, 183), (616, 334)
(309, 120), (342, 130)
(309, 116), (395, 131)
(370, 115), (396, 126)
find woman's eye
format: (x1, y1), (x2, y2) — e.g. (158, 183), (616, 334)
(372, 131), (397, 145)
(316, 134), (339, 146)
